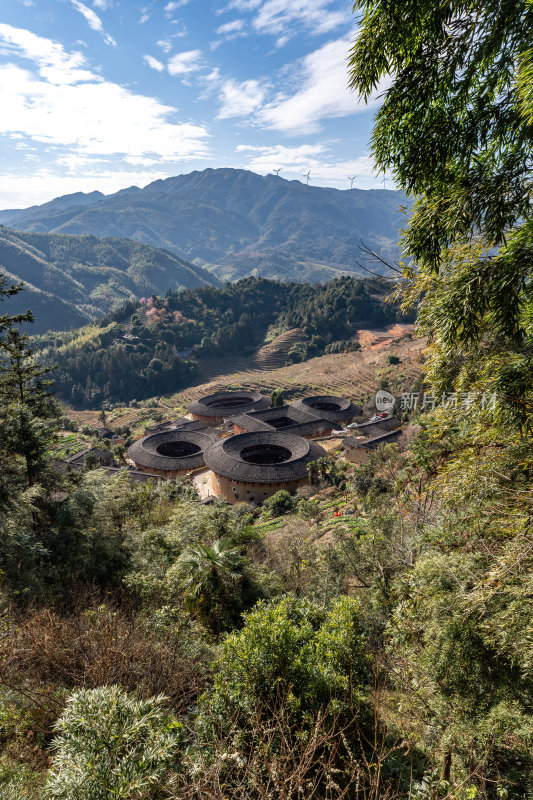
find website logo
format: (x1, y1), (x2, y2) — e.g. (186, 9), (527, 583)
(375, 390), (396, 412)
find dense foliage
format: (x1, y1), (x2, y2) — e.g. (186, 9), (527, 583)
(1, 272), (533, 797)
(349, 0), (533, 428)
(0, 226), (215, 333)
(36, 275), (403, 408)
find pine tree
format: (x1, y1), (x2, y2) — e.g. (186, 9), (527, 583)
(0, 281), (58, 486)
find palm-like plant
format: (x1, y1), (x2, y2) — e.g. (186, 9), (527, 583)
(175, 538), (246, 632)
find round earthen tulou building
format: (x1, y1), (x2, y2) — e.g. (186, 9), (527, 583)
(127, 429), (216, 478)
(187, 390), (271, 426)
(290, 395), (361, 424)
(203, 430), (326, 504)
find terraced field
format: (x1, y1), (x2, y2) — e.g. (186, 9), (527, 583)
(166, 324), (423, 413)
(64, 324), (423, 431)
(253, 329), (306, 370)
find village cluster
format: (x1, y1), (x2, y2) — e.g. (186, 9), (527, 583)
(61, 391), (403, 505)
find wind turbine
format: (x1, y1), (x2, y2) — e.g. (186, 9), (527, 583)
(382, 175), (387, 189)
(273, 168), (281, 177)
(303, 170), (311, 185)
(347, 175), (356, 189)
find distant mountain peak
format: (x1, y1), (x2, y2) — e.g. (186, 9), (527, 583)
(0, 167), (408, 284)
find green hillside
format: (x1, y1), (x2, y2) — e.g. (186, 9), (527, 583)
(0, 227), (217, 332)
(0, 169), (409, 282)
(36, 275), (408, 408)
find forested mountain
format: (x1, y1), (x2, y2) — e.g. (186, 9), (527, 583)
(0, 190), (105, 228)
(0, 227), (217, 332)
(0, 169), (408, 282)
(36, 275), (405, 408)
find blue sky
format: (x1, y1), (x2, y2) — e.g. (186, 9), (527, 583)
(0, 0), (388, 208)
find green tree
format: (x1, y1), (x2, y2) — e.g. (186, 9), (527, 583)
(0, 325), (58, 486)
(0, 275), (32, 338)
(307, 460), (319, 484)
(348, 9), (533, 793)
(270, 388), (284, 407)
(171, 537), (247, 632)
(349, 0), (533, 428)
(262, 489), (296, 517)
(192, 595), (371, 790)
(297, 497), (321, 526)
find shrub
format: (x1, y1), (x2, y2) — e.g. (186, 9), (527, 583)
(0, 598), (211, 717)
(197, 594), (370, 731)
(46, 686), (182, 800)
(262, 490), (296, 517)
(192, 595), (372, 794)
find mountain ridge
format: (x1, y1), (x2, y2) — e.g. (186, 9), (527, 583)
(0, 168), (408, 282)
(0, 226), (218, 333)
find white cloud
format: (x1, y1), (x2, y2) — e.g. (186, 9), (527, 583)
(0, 24), (209, 162)
(224, 0), (348, 43)
(259, 36), (385, 134)
(157, 30), (187, 53)
(0, 23), (98, 84)
(92, 0), (112, 9)
(236, 142), (326, 170)
(225, 0), (261, 10)
(167, 49), (203, 76)
(139, 7), (150, 23)
(164, 0), (191, 17)
(216, 19), (244, 35)
(143, 54), (165, 71)
(197, 66), (221, 99)
(217, 78), (266, 118)
(0, 168), (175, 208)
(70, 0), (117, 46)
(236, 143), (378, 188)
(205, 67), (221, 82)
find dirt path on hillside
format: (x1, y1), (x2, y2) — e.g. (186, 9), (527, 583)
(356, 323), (415, 349)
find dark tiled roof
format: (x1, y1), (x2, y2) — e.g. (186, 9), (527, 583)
(344, 429), (402, 451)
(232, 405), (332, 436)
(67, 447), (113, 465)
(174, 419), (210, 432)
(248, 405), (318, 425)
(204, 431), (326, 484)
(128, 429), (216, 472)
(363, 430), (402, 449)
(188, 390), (271, 419)
(343, 436), (363, 449)
(284, 419), (332, 436)
(231, 414), (274, 432)
(146, 417), (191, 434)
(290, 395), (361, 423)
(354, 416), (401, 435)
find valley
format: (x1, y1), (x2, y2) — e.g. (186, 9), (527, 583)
(63, 323), (421, 438)
(35, 275), (412, 409)
(0, 0), (530, 791)
(0, 226), (216, 332)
